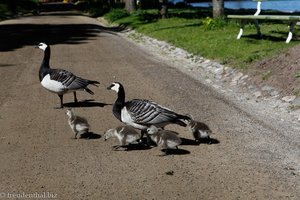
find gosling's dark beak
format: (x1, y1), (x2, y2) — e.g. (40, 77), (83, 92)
(104, 138), (107, 141)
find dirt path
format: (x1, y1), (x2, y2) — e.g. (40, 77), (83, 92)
(0, 13), (299, 200)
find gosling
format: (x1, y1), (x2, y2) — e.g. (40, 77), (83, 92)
(186, 116), (211, 144)
(104, 126), (141, 150)
(147, 125), (182, 155)
(66, 108), (90, 139)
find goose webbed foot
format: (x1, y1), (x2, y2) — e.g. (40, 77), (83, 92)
(112, 145), (127, 151)
(160, 149), (169, 156)
(54, 105), (64, 109)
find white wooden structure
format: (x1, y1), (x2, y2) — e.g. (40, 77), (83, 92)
(227, 0), (299, 43)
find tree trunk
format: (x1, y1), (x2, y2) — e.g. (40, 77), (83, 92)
(109, 0), (115, 9)
(212, 0), (224, 18)
(125, 0), (136, 13)
(160, 0), (168, 19)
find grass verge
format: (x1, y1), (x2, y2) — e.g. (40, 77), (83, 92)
(104, 8), (300, 69)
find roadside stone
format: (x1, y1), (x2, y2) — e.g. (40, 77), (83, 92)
(248, 85), (256, 90)
(232, 72), (243, 82)
(270, 99), (282, 108)
(241, 75), (249, 80)
(292, 98), (300, 106)
(282, 95), (297, 103)
(291, 109), (300, 121)
(254, 91), (262, 98)
(192, 56), (203, 63)
(278, 102), (291, 111)
(261, 86), (274, 91)
(230, 72), (244, 86)
(214, 67), (224, 76)
(206, 79), (212, 84)
(270, 90), (279, 97)
(202, 59), (211, 65)
(223, 68), (235, 77)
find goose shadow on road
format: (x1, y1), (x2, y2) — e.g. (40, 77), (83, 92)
(79, 131), (102, 139)
(63, 99), (111, 108)
(180, 137), (220, 146)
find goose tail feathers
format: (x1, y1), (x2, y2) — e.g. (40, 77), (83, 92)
(88, 80), (100, 87)
(84, 88), (95, 95)
(175, 114), (192, 127)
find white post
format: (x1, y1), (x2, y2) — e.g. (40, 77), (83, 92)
(286, 22), (296, 43)
(237, 28), (243, 39)
(254, 1), (262, 16)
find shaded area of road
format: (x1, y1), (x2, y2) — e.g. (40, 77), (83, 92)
(0, 13), (125, 52)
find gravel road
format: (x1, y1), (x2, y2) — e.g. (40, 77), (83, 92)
(0, 12), (299, 200)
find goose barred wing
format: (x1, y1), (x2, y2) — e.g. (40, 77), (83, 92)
(125, 99), (179, 125)
(50, 69), (89, 90)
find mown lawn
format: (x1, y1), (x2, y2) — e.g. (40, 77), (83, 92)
(104, 8), (300, 69)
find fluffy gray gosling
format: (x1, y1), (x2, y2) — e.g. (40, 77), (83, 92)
(147, 125), (182, 155)
(104, 126), (141, 150)
(186, 115), (211, 144)
(66, 108), (90, 139)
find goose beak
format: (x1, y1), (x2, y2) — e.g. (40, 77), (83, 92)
(107, 84), (113, 90)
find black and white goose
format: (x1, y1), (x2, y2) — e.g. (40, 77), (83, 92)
(37, 43), (100, 108)
(107, 82), (190, 131)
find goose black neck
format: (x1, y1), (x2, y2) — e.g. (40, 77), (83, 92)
(113, 85), (126, 121)
(116, 85), (125, 105)
(42, 46), (51, 68)
(39, 46), (51, 81)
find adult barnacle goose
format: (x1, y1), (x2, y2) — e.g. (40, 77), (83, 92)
(107, 82), (190, 131)
(37, 43), (100, 108)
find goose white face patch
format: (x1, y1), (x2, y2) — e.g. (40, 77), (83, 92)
(41, 74), (65, 93)
(110, 83), (120, 93)
(38, 43), (48, 51)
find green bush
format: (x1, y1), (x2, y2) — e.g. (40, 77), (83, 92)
(132, 9), (157, 22)
(202, 17), (227, 30)
(0, 4), (10, 19)
(85, 0), (110, 17)
(104, 8), (129, 22)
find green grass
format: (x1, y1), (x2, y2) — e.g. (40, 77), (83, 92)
(104, 9), (300, 69)
(294, 71), (300, 78)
